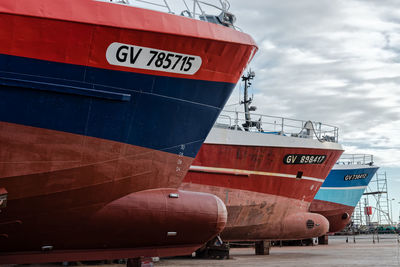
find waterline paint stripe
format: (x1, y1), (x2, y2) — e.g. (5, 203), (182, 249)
(320, 186), (368, 190)
(189, 165), (325, 183)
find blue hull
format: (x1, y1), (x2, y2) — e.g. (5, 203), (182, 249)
(0, 54), (235, 158)
(314, 165), (379, 207)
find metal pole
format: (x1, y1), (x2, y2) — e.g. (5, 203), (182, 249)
(336, 128), (339, 142)
(376, 175), (381, 225)
(235, 111), (238, 130)
(398, 202), (400, 225)
(162, 0), (172, 13)
(390, 198), (395, 226)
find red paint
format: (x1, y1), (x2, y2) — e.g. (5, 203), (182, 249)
(185, 144), (343, 203)
(0, 0), (257, 262)
(365, 206), (372, 215)
(182, 133), (343, 241)
(180, 183), (330, 241)
(0, 122), (227, 263)
(0, 245), (200, 265)
(0, 0), (257, 83)
(309, 199), (354, 233)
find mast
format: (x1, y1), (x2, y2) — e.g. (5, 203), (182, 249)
(240, 70), (257, 131)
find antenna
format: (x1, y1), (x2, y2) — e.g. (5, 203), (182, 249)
(240, 69), (260, 131)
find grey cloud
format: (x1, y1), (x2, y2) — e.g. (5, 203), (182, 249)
(225, 0), (400, 166)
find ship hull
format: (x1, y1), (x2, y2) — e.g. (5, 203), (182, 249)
(309, 200), (354, 233)
(0, 187), (227, 264)
(0, 123), (229, 263)
(180, 183), (329, 240)
(310, 164), (379, 232)
(182, 127), (343, 241)
(0, 0), (257, 262)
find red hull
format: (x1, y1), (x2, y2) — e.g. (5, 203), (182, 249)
(0, 0), (256, 83)
(0, 0), (257, 263)
(0, 123), (227, 263)
(180, 183), (329, 241)
(0, 187), (227, 264)
(309, 199), (354, 233)
(186, 145), (340, 203)
(0, 245), (201, 265)
(1, 187), (227, 264)
(182, 128), (343, 241)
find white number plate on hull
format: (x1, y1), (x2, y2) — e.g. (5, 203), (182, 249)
(106, 42), (202, 75)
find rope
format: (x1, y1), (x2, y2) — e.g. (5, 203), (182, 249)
(298, 121), (326, 143)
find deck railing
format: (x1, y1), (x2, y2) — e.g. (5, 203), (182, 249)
(336, 154), (374, 165)
(102, 0), (236, 28)
(214, 110), (339, 143)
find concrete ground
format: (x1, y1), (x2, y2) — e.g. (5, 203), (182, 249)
(156, 234), (400, 267)
(5, 234), (400, 267)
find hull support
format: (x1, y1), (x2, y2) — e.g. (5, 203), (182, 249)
(195, 236), (229, 260)
(255, 241), (271, 255)
(318, 235), (329, 245)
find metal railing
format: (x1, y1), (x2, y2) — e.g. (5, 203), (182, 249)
(214, 110), (339, 143)
(336, 154), (374, 165)
(101, 0), (236, 28)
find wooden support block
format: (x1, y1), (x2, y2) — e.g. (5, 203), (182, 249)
(255, 240), (271, 255)
(127, 258), (141, 267)
(318, 235), (329, 245)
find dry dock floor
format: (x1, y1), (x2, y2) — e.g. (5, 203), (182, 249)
(157, 234), (400, 266)
(6, 234), (400, 267)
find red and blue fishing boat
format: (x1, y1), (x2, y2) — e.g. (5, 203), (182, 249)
(309, 154), (379, 233)
(0, 0), (257, 263)
(181, 72), (344, 242)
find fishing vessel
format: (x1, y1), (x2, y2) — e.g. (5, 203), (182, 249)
(0, 0), (257, 263)
(181, 71), (344, 241)
(309, 154), (379, 233)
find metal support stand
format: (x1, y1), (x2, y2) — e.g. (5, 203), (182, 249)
(127, 258), (141, 267)
(318, 235), (329, 245)
(372, 229), (380, 244)
(195, 236), (229, 259)
(255, 240), (271, 255)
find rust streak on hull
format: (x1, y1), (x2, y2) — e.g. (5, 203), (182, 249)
(181, 183), (329, 241)
(181, 128), (343, 241)
(0, 123), (227, 263)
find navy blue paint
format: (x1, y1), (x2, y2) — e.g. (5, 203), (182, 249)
(1, 54), (233, 108)
(0, 54), (235, 158)
(0, 74), (131, 101)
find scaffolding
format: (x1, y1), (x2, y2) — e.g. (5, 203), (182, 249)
(351, 171), (394, 228)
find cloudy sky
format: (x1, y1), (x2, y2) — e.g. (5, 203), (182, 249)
(225, 0), (400, 222)
(138, 0), (400, 223)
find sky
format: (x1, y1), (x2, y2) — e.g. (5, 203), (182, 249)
(224, 0), (400, 223)
(130, 0), (400, 223)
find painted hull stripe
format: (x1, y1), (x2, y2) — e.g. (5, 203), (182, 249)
(189, 165), (325, 183)
(320, 186), (368, 190)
